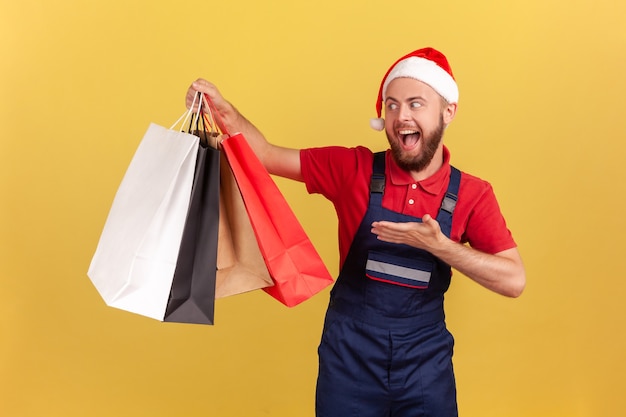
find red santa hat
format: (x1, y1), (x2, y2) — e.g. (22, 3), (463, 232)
(370, 47), (459, 131)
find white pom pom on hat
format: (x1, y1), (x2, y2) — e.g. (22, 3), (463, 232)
(369, 117), (385, 131)
(370, 47), (459, 131)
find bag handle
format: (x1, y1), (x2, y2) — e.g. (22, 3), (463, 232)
(170, 91), (204, 132)
(202, 93), (231, 137)
(167, 93), (221, 148)
(198, 96), (221, 149)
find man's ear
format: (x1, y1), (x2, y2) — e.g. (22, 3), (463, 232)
(443, 102), (458, 125)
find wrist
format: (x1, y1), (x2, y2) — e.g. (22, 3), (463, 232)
(431, 233), (456, 258)
(211, 100), (239, 134)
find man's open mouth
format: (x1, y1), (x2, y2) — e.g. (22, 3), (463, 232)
(399, 129), (421, 148)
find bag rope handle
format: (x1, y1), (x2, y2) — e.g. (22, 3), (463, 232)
(170, 91), (203, 131)
(202, 93), (231, 137)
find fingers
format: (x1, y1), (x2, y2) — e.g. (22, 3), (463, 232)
(371, 221), (405, 245)
(184, 79), (234, 136)
(191, 78), (215, 94)
(185, 79), (220, 111)
(372, 221), (406, 231)
(371, 221), (401, 237)
(185, 87), (201, 112)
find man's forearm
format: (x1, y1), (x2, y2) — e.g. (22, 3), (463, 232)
(431, 240), (525, 298)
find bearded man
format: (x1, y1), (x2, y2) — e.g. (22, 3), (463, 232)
(187, 47), (525, 417)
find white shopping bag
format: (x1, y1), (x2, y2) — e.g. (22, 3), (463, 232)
(88, 103), (203, 320)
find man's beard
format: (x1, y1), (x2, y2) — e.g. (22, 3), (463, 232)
(387, 115), (445, 172)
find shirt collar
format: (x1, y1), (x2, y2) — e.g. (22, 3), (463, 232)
(387, 146), (452, 195)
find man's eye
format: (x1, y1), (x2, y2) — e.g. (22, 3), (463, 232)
(411, 102), (422, 108)
(388, 103), (398, 110)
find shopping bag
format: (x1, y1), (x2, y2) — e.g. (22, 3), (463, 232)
(220, 133), (334, 307)
(185, 108), (273, 299)
(88, 122), (200, 321)
(163, 137), (220, 324)
(164, 121), (275, 323)
(88, 93), (222, 322)
(215, 150), (274, 297)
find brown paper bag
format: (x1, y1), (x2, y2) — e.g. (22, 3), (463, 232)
(215, 151), (274, 298)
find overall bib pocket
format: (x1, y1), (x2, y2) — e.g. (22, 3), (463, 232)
(365, 250), (433, 289)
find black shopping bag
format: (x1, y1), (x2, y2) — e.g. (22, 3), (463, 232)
(164, 138), (220, 325)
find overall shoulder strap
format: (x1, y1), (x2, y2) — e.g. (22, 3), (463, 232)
(435, 166), (461, 238)
(370, 152), (386, 194)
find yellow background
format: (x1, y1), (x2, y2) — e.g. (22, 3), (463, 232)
(2, 0), (625, 416)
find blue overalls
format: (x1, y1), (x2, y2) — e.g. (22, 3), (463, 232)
(316, 152), (461, 417)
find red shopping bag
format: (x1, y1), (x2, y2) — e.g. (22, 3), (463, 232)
(220, 132), (334, 307)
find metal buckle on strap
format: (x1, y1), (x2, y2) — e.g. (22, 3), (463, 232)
(440, 193), (457, 214)
(370, 176), (385, 193)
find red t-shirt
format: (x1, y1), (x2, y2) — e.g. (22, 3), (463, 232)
(300, 145), (516, 268)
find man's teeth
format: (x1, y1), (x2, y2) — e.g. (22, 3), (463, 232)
(399, 130), (417, 135)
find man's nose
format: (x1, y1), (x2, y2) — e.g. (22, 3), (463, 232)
(399, 104), (412, 120)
